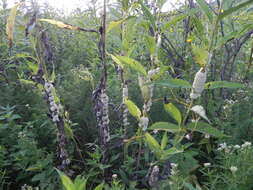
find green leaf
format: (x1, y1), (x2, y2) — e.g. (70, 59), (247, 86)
(110, 54), (124, 68)
(93, 183), (104, 190)
(161, 132), (168, 150)
(124, 99), (141, 120)
(160, 147), (183, 160)
(56, 169), (74, 190)
(205, 81), (244, 89)
(149, 122), (181, 133)
(196, 0), (214, 23)
(218, 0), (253, 21)
(145, 35), (156, 56)
(187, 122), (226, 138)
(154, 79), (191, 88)
(73, 176), (87, 190)
(138, 0), (156, 29)
(162, 8), (199, 31)
(116, 55), (147, 76)
(19, 79), (36, 85)
(107, 16), (135, 33)
(164, 103), (182, 125)
(145, 132), (161, 158)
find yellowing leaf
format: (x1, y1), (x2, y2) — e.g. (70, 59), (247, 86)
(192, 45), (208, 67)
(6, 3), (21, 47)
(40, 19), (79, 31)
(107, 16), (135, 33)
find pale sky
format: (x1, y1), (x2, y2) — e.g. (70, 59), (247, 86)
(5, 0), (185, 14)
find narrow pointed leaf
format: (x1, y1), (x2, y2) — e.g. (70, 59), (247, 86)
(196, 0), (214, 23)
(161, 132), (168, 150)
(149, 122), (181, 133)
(187, 122), (226, 138)
(205, 81), (244, 89)
(116, 55), (147, 76)
(154, 79), (191, 88)
(218, 0), (253, 21)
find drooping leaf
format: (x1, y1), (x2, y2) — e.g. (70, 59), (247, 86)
(218, 0), (253, 21)
(6, 3), (21, 47)
(145, 35), (156, 56)
(116, 55), (147, 76)
(110, 54), (124, 68)
(164, 103), (182, 125)
(124, 99), (141, 120)
(196, 0), (214, 23)
(154, 79), (191, 88)
(187, 122), (227, 138)
(149, 122), (181, 133)
(205, 81), (244, 89)
(145, 132), (161, 158)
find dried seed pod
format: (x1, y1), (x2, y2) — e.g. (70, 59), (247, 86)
(190, 68), (207, 99)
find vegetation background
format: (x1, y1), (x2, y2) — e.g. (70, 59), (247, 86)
(1, 0), (253, 189)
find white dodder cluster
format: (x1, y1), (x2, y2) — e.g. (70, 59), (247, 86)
(97, 89), (110, 144)
(44, 82), (60, 123)
(190, 68), (207, 99)
(122, 84), (129, 127)
(148, 165), (159, 188)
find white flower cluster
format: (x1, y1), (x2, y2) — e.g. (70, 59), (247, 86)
(21, 184), (39, 190)
(139, 116), (149, 131)
(218, 141), (252, 152)
(190, 68), (207, 99)
(204, 162), (211, 167)
(230, 166), (238, 173)
(44, 82), (60, 123)
(191, 105), (210, 123)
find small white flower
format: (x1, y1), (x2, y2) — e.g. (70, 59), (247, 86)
(48, 96), (54, 101)
(204, 163), (211, 167)
(112, 174), (118, 179)
(230, 166), (238, 173)
(185, 134), (192, 140)
(242, 141), (251, 148)
(153, 130), (158, 134)
(234, 145), (240, 149)
(205, 134), (210, 139)
(171, 163), (178, 168)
